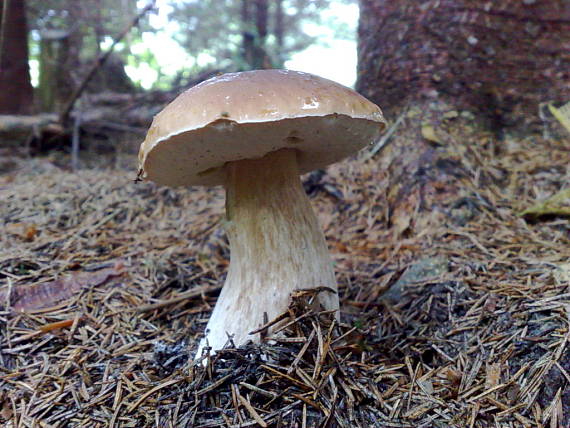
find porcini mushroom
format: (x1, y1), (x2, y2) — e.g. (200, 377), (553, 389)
(138, 69), (386, 356)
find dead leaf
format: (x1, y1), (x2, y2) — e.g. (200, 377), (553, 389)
(6, 222), (39, 241)
(0, 261), (126, 312)
(446, 367), (462, 399)
(0, 394), (12, 421)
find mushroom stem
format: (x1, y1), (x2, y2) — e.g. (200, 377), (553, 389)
(197, 149), (338, 355)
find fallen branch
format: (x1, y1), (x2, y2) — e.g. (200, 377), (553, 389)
(0, 114), (59, 134)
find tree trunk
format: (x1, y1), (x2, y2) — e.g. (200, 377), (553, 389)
(255, 0), (268, 42)
(38, 30), (69, 112)
(356, 0), (570, 236)
(241, 0), (271, 69)
(0, 0), (33, 114)
(254, 0), (271, 68)
(94, 0), (104, 56)
(58, 0), (84, 103)
(274, 0), (284, 67)
(357, 0), (570, 130)
(241, 0), (255, 68)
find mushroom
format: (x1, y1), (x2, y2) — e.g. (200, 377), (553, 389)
(138, 69), (386, 356)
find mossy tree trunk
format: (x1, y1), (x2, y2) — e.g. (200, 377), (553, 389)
(38, 30), (71, 112)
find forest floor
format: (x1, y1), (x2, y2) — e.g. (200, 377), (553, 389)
(0, 126), (569, 427)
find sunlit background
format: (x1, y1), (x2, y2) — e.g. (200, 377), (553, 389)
(29, 0), (359, 90)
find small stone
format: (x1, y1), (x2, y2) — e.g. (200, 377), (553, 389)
(383, 256), (449, 303)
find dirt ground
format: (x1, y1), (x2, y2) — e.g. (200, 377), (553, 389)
(0, 125), (569, 427)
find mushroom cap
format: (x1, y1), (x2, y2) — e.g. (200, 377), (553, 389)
(139, 69), (387, 186)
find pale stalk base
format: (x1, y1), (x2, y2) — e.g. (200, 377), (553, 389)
(196, 149), (338, 356)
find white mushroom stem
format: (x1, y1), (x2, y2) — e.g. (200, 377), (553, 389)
(197, 149), (338, 356)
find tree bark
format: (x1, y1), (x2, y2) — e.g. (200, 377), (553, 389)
(274, 0), (284, 67)
(38, 30), (69, 112)
(93, 0), (104, 55)
(241, 0), (254, 67)
(58, 0), (84, 103)
(357, 0), (570, 130)
(255, 0), (268, 42)
(0, 0), (33, 114)
(254, 0), (271, 68)
(241, 0), (271, 69)
(356, 0), (570, 235)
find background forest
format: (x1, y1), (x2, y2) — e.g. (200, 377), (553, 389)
(1, 0), (355, 109)
(1, 0), (358, 162)
(1, 1), (569, 427)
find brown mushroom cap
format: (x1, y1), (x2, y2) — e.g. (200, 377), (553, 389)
(139, 69), (387, 187)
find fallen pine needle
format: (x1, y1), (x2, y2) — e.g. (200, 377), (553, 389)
(135, 284), (220, 313)
(237, 392), (268, 427)
(38, 317), (81, 333)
